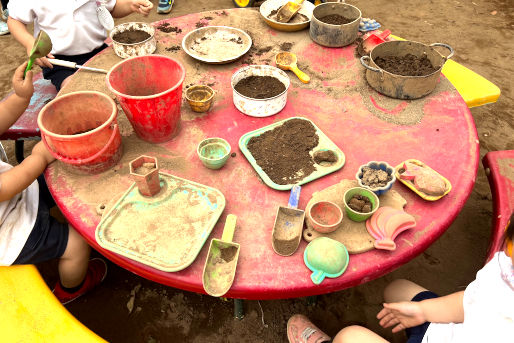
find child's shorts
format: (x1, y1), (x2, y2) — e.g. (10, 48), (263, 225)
(42, 43), (108, 91)
(12, 176), (69, 265)
(405, 290), (439, 343)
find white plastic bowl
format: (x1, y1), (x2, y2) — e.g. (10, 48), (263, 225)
(231, 65), (290, 117)
(110, 22), (156, 59)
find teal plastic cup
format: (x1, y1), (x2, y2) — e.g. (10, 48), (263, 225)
(343, 187), (379, 222)
(197, 138), (231, 169)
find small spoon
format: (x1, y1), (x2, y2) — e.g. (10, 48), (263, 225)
(275, 52), (310, 84)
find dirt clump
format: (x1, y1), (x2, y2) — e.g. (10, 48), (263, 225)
(318, 14), (354, 25)
(112, 28), (151, 44)
(374, 54), (437, 76)
(256, 46), (273, 56)
(360, 166), (392, 188)
(313, 150), (338, 164)
(280, 42), (294, 51)
(234, 76), (285, 99)
(156, 23), (182, 33)
(165, 45), (181, 52)
(247, 118), (319, 185)
(348, 194), (372, 213)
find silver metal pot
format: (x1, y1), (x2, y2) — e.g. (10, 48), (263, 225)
(309, 2), (361, 47)
(360, 41), (454, 99)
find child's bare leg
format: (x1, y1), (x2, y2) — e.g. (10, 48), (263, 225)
(58, 225), (90, 288)
(332, 325), (389, 343)
(383, 279), (429, 303)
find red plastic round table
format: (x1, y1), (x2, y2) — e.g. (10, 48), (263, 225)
(46, 8), (479, 300)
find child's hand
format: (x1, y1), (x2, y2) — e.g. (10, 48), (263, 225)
(26, 44), (55, 68)
(131, 0), (153, 16)
(32, 141), (56, 165)
(377, 301), (426, 333)
(13, 62), (34, 100)
(34, 55), (55, 69)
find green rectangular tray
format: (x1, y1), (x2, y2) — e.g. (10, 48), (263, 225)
(238, 117), (346, 191)
(95, 172), (225, 272)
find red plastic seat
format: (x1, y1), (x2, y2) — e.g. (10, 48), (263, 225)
(482, 150), (514, 262)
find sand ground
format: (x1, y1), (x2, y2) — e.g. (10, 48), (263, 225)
(0, 0), (512, 342)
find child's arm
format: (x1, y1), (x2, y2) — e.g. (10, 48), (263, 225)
(0, 63), (33, 136)
(378, 291), (464, 333)
(7, 18), (53, 68)
(111, 0), (153, 18)
(0, 141), (55, 202)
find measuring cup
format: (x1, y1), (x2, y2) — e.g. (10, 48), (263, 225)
(276, 0), (305, 23)
(275, 52), (310, 84)
(271, 185), (305, 256)
(25, 30), (52, 77)
(202, 214), (240, 297)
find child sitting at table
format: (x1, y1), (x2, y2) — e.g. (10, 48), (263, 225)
(7, 0), (153, 91)
(287, 212), (514, 342)
(0, 62), (107, 304)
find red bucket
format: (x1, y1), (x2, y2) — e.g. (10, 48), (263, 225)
(106, 55), (186, 143)
(37, 91), (122, 174)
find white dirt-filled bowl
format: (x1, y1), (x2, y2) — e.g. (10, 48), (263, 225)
(110, 22), (156, 59)
(231, 65), (290, 117)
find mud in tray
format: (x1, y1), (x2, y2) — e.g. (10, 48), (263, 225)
(238, 117), (346, 190)
(95, 172), (225, 272)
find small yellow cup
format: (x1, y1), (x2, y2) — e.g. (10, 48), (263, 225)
(185, 85), (215, 113)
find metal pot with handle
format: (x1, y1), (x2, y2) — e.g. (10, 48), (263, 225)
(360, 40), (454, 100)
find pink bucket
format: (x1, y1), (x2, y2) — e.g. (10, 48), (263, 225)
(37, 91), (122, 174)
(106, 55), (186, 143)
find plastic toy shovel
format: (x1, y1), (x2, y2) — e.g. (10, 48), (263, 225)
(25, 30), (52, 77)
(275, 52), (310, 84)
(276, 0), (305, 23)
(272, 185), (305, 256)
(202, 214), (240, 297)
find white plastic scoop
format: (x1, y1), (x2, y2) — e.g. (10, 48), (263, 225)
(49, 59), (108, 73)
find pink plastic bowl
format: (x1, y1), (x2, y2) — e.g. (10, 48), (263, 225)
(307, 201), (343, 233)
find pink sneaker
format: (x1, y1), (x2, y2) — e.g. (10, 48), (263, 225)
(287, 314), (331, 343)
(53, 258), (107, 305)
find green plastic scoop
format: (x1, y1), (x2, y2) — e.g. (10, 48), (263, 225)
(202, 214), (240, 297)
(25, 30), (52, 77)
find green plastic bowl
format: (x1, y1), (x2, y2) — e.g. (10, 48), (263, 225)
(304, 237), (349, 285)
(343, 187), (379, 222)
(197, 138), (231, 169)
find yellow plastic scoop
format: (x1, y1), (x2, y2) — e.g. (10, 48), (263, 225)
(202, 214), (240, 297)
(275, 52), (310, 84)
(276, 0), (305, 23)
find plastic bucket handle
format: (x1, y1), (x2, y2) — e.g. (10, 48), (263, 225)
(42, 124), (119, 165)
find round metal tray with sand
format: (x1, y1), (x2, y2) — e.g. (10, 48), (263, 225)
(182, 26), (252, 64)
(260, 0), (314, 32)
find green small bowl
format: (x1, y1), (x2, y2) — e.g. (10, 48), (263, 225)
(343, 187), (379, 222)
(304, 237), (349, 285)
(197, 138), (231, 170)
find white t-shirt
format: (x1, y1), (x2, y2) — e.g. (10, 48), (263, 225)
(422, 252), (514, 342)
(8, 0), (116, 55)
(0, 161), (39, 265)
